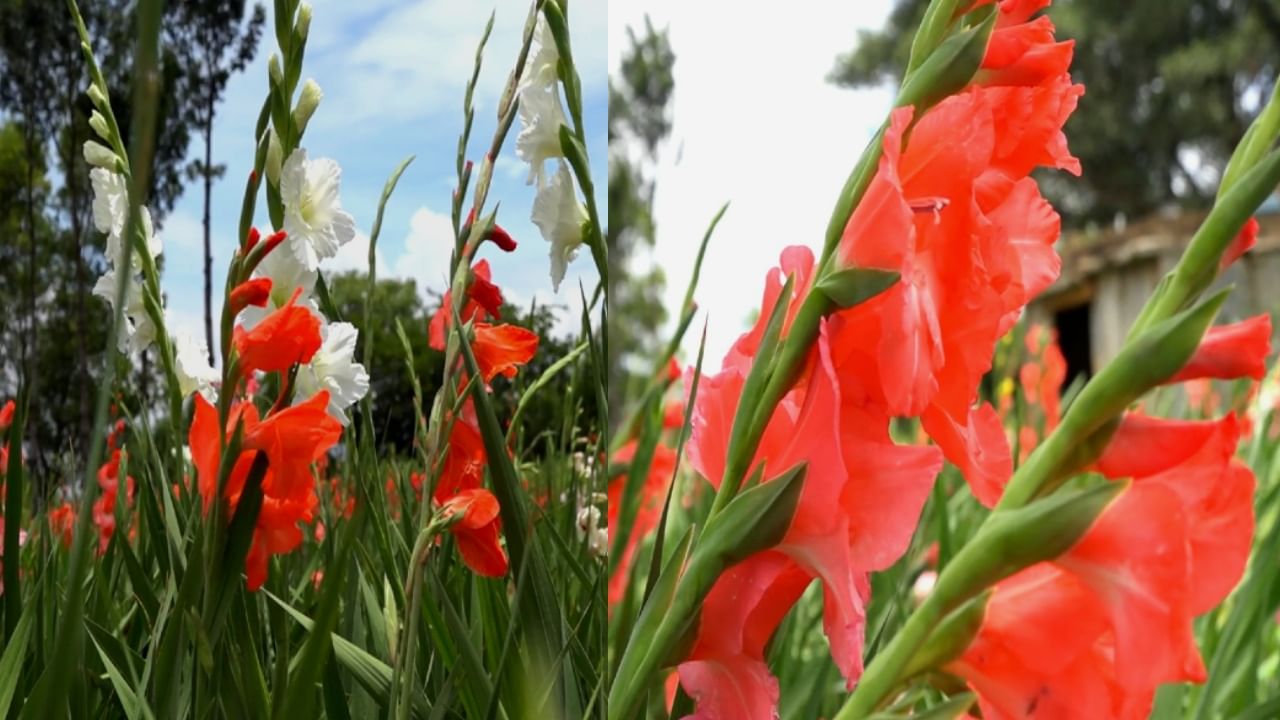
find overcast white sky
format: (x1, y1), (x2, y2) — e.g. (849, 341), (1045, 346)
(609, 1), (895, 363)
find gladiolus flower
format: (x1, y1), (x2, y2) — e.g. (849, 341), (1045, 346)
(279, 148), (357, 271)
(953, 411), (1254, 719)
(229, 278), (273, 318)
(245, 493), (315, 591)
(48, 502), (75, 549)
(532, 162), (589, 292)
(465, 208), (518, 252)
(440, 488), (508, 577)
(241, 235), (317, 329)
(1169, 314), (1272, 383)
(294, 321), (370, 424)
(472, 323), (539, 382)
(429, 260), (505, 351)
(188, 391), (342, 590)
(977, 0), (1074, 87)
(608, 441), (677, 606)
(829, 7), (1082, 503)
(243, 392), (344, 500)
(435, 416), (487, 503)
(0, 400), (13, 433)
(232, 288), (323, 374)
(170, 319), (218, 401)
(683, 290), (941, 709)
(1221, 217), (1258, 270)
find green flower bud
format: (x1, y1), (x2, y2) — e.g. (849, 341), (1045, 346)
(88, 111), (110, 142)
(292, 79), (323, 135)
(87, 85), (108, 112)
(265, 128), (283, 186)
(296, 3), (312, 43)
(82, 140), (120, 171)
(268, 53), (283, 88)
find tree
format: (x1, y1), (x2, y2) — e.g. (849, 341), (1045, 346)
(0, 1), (260, 479)
(167, 0), (266, 363)
(828, 0), (1279, 226)
(608, 18), (676, 429)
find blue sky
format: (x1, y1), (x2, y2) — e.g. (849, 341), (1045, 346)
(159, 0), (606, 358)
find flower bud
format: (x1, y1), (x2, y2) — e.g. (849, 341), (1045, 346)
(229, 278), (273, 318)
(292, 79), (323, 135)
(82, 140), (120, 171)
(89, 111), (110, 142)
(87, 85), (108, 112)
(268, 53), (283, 88)
(296, 3), (312, 43)
(266, 128), (283, 186)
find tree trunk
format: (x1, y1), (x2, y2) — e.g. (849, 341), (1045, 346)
(23, 117), (41, 478)
(66, 53), (91, 472)
(203, 37), (216, 364)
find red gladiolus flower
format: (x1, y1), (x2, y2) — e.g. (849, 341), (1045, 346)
(440, 487), (508, 577)
(245, 492), (315, 591)
(243, 392), (344, 500)
(232, 288), (322, 374)
(607, 441), (677, 606)
(48, 502), (75, 549)
(0, 400), (13, 432)
(435, 416), (487, 503)
(677, 553), (811, 720)
(429, 260), (505, 350)
(954, 412), (1254, 718)
(93, 448), (135, 555)
(472, 323), (539, 382)
(1221, 217), (1259, 270)
(1169, 314), (1272, 383)
(666, 357), (682, 382)
(229, 277), (273, 318)
(829, 4), (1081, 503)
(188, 391), (341, 590)
(977, 0), (1074, 87)
(682, 293), (941, 709)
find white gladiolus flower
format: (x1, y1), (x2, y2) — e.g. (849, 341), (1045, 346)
(523, 17), (560, 91)
(280, 148), (357, 271)
(91, 167), (161, 270)
(294, 321), (369, 424)
(515, 81), (568, 186)
(91, 167), (127, 236)
(93, 268), (155, 354)
(532, 161), (588, 291)
(239, 243), (319, 328)
(170, 320), (218, 401)
(105, 206), (162, 272)
(589, 527), (608, 559)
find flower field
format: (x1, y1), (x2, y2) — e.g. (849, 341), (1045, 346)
(5, 0), (1280, 718)
(0, 0), (606, 718)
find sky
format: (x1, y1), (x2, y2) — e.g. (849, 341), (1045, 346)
(158, 0), (607, 360)
(608, 0), (895, 363)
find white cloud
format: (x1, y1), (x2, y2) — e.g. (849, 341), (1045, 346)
(392, 206), (457, 299)
(313, 0), (607, 128)
(322, 231), (391, 278)
(610, 1), (894, 363)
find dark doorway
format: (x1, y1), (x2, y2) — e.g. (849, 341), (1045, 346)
(1054, 303), (1092, 387)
